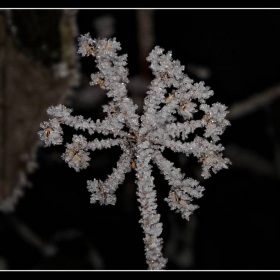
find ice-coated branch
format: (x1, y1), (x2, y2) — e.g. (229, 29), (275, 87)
(87, 143), (132, 205)
(45, 104), (128, 138)
(153, 151), (204, 220)
(135, 146), (167, 270)
(155, 136), (230, 179)
(78, 35), (139, 133)
(38, 33), (230, 270)
(164, 120), (202, 140)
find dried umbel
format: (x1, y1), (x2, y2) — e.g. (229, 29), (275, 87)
(38, 33), (231, 270)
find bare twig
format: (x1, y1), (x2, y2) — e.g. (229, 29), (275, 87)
(228, 84), (280, 120)
(225, 144), (276, 178)
(264, 107), (280, 176)
(59, 9), (80, 88)
(137, 10), (155, 79)
(6, 214), (57, 257)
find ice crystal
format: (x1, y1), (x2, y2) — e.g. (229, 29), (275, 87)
(38, 33), (231, 270)
(38, 118), (63, 147)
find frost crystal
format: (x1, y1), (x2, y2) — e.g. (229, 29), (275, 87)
(38, 33), (231, 270)
(61, 135), (90, 172)
(38, 118), (63, 147)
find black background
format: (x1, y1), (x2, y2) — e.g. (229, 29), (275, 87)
(1, 9), (280, 270)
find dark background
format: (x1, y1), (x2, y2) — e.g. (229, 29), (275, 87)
(0, 9), (280, 270)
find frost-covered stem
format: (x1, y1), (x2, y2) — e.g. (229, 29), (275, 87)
(153, 151), (185, 186)
(153, 151), (204, 220)
(88, 39), (139, 132)
(45, 104), (129, 139)
(135, 146), (167, 270)
(87, 141), (132, 205)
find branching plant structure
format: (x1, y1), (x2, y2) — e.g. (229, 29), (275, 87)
(38, 33), (231, 270)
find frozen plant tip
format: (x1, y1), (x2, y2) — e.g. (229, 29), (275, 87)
(38, 33), (231, 270)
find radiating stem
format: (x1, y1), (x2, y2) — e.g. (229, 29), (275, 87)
(135, 146), (167, 270)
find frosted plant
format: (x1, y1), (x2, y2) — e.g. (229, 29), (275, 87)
(38, 33), (230, 270)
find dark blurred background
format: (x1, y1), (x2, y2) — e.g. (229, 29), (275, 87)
(0, 9), (280, 270)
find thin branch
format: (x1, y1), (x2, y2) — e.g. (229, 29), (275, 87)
(6, 214), (57, 257)
(228, 84), (280, 120)
(137, 10), (155, 79)
(224, 144), (276, 178)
